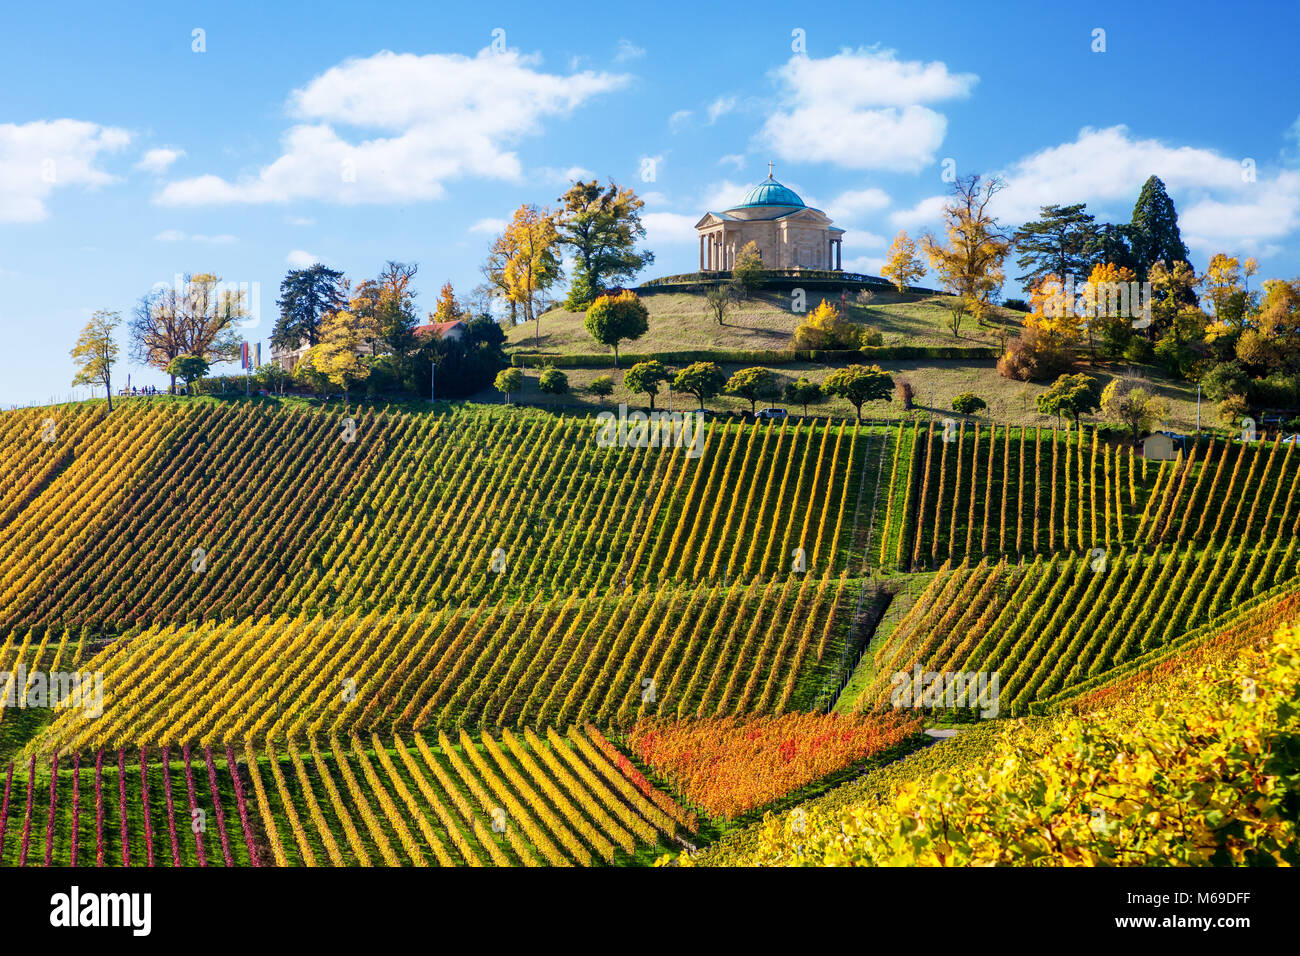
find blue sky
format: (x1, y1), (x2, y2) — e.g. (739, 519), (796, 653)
(2, 0), (1298, 405)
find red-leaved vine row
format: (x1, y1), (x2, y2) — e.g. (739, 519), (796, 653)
(161, 746), (181, 866)
(44, 752), (59, 867)
(225, 743), (260, 867)
(203, 746), (234, 866)
(182, 743), (207, 867)
(94, 748), (105, 867)
(70, 753), (80, 866)
(18, 753), (36, 867)
(118, 748), (129, 867)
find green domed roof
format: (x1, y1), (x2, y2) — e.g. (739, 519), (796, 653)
(737, 174), (805, 209)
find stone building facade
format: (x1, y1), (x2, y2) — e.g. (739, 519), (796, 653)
(695, 167), (845, 271)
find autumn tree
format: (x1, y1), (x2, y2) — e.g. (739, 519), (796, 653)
(623, 359), (669, 411)
(430, 281), (467, 324)
(502, 204), (563, 344)
(921, 175), (1012, 323)
(1035, 372), (1101, 426)
(1101, 377), (1169, 444)
(129, 273), (245, 393)
(792, 299), (860, 350)
(730, 241), (764, 299)
(370, 260), (421, 357)
(824, 364), (894, 422)
(71, 310), (121, 411)
(1200, 254), (1258, 358)
(583, 290), (649, 367)
(555, 180), (654, 309)
(305, 309), (372, 401)
(673, 361), (726, 411)
(880, 230), (926, 292)
(724, 366), (780, 414)
(1080, 262), (1139, 356)
(494, 367), (523, 403)
(1238, 279), (1300, 371)
(272, 264), (345, 352)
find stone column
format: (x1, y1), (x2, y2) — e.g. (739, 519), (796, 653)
(699, 234), (705, 271)
(836, 240), (842, 271)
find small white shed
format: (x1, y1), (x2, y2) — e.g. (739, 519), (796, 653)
(1142, 432), (1176, 460)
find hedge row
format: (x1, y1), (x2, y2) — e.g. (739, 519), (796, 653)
(511, 345), (997, 369)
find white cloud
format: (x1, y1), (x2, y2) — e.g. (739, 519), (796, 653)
(614, 38), (646, 62)
(699, 179), (750, 213)
(669, 109), (693, 133)
(642, 211), (700, 247)
(469, 217), (507, 235)
(1180, 171), (1300, 255)
(0, 119), (131, 223)
(288, 216), (315, 226)
(826, 187), (891, 223)
(707, 96), (736, 124)
(759, 48), (976, 172)
(843, 254), (886, 275)
(154, 229), (236, 243)
(538, 164), (594, 185)
(286, 249), (319, 267)
(136, 147), (184, 173)
(990, 125), (1243, 226)
(717, 153), (747, 171)
(156, 49), (629, 206)
(988, 125), (1300, 255)
(888, 195), (948, 231)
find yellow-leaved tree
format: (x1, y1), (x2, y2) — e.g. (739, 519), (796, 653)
(880, 230), (926, 292)
(303, 308), (378, 401)
(792, 299), (861, 350)
(501, 204), (563, 345)
(920, 176), (1011, 323)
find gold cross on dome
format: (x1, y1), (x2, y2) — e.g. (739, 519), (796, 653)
(767, 161), (774, 178)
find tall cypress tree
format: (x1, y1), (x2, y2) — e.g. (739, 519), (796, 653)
(1128, 175), (1190, 277)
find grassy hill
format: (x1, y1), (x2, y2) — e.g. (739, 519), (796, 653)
(495, 285), (1205, 430)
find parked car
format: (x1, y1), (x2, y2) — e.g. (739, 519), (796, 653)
(755, 408), (788, 420)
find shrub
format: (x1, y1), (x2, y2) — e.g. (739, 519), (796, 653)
(1002, 298), (1029, 312)
(951, 392), (986, 415)
(793, 300), (860, 350)
(998, 327), (1070, 382)
(537, 366), (569, 398)
(859, 327), (884, 347)
(588, 375), (615, 399)
(895, 379), (914, 409)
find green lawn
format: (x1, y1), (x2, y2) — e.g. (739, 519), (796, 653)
(508, 288), (1022, 356)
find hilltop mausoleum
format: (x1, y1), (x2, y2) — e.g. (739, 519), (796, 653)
(695, 165), (845, 272)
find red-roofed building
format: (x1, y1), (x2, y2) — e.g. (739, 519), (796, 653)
(414, 319), (467, 342)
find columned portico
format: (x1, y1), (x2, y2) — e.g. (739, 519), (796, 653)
(696, 165), (845, 272)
